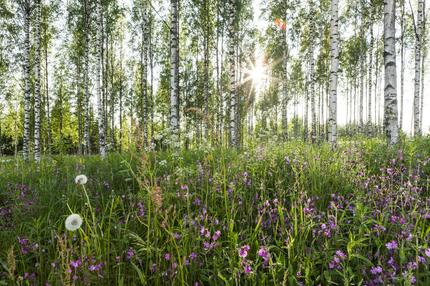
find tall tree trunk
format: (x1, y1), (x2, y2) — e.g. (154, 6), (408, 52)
(310, 53), (316, 144)
(34, 0), (42, 161)
(383, 0), (399, 145)
(23, 0), (31, 161)
(227, 0), (237, 147)
(203, 0), (210, 141)
(77, 62), (82, 156)
(149, 12), (155, 142)
(119, 47), (123, 153)
(304, 82), (309, 142)
(400, 0), (405, 130)
(141, 3), (149, 147)
(413, 0), (424, 136)
(169, 0), (180, 143)
(420, 0), (425, 131)
(282, 1), (289, 140)
(328, 0), (339, 147)
(83, 0), (90, 154)
(96, 0), (107, 157)
(367, 23), (373, 136)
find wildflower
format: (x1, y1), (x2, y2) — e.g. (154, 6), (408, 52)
(173, 232), (181, 241)
(189, 252), (197, 261)
(88, 262), (104, 271)
(212, 230), (221, 241)
(370, 266), (383, 275)
(239, 245), (250, 258)
(164, 253), (171, 261)
(244, 265), (252, 274)
(385, 240), (398, 250)
(257, 246), (270, 265)
(425, 248), (430, 258)
(137, 202), (145, 217)
(126, 248), (135, 260)
(65, 214), (83, 231)
(70, 259), (81, 269)
(329, 250), (347, 270)
(74, 175), (88, 185)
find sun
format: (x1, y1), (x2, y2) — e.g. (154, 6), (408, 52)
(250, 64), (266, 86)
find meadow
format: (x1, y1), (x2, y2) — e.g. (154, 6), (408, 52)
(1, 138), (430, 285)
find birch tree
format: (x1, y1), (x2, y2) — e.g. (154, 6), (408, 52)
(83, 0), (90, 154)
(227, 0), (237, 147)
(328, 0), (339, 146)
(96, 0), (107, 157)
(413, 0), (424, 136)
(22, 0), (31, 160)
(34, 0), (42, 161)
(169, 0), (180, 143)
(383, 0), (398, 145)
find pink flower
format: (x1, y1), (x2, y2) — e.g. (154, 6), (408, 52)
(239, 245), (250, 258)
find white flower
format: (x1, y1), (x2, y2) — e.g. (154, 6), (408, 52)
(65, 214), (83, 231)
(75, 174), (88, 185)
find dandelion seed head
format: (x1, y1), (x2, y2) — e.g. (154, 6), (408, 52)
(65, 214), (83, 231)
(75, 174), (88, 185)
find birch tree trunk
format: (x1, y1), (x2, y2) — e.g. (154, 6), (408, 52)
(203, 0), (210, 140)
(141, 2), (149, 147)
(367, 23), (373, 136)
(328, 0), (339, 146)
(227, 0), (237, 147)
(282, 1), (289, 140)
(34, 0), (42, 161)
(23, 0), (31, 161)
(383, 0), (399, 145)
(413, 0), (424, 136)
(400, 0), (405, 130)
(83, 0), (90, 154)
(170, 0), (180, 143)
(96, 0), (107, 157)
(310, 53), (316, 144)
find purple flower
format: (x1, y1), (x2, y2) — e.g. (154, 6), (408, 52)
(425, 248), (430, 258)
(370, 266), (383, 275)
(194, 197), (201, 206)
(189, 252), (197, 260)
(164, 253), (171, 261)
(212, 230), (221, 241)
(239, 245), (250, 258)
(137, 202), (145, 217)
(244, 265), (252, 274)
(126, 248), (135, 260)
(173, 232), (181, 240)
(70, 259), (81, 269)
(385, 240), (398, 250)
(257, 246), (270, 265)
(88, 262), (104, 272)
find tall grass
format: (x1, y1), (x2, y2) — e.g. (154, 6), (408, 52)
(1, 138), (430, 285)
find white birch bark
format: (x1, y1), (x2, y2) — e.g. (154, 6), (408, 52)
(328, 0), (339, 146)
(383, 0), (399, 145)
(169, 0), (180, 143)
(83, 0), (90, 155)
(23, 0), (31, 161)
(96, 0), (107, 157)
(227, 0), (237, 147)
(413, 0), (424, 135)
(34, 0), (42, 161)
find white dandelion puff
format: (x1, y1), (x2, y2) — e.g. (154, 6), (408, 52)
(75, 174), (88, 185)
(65, 214), (83, 231)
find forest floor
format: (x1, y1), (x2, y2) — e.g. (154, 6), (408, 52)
(1, 138), (430, 285)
